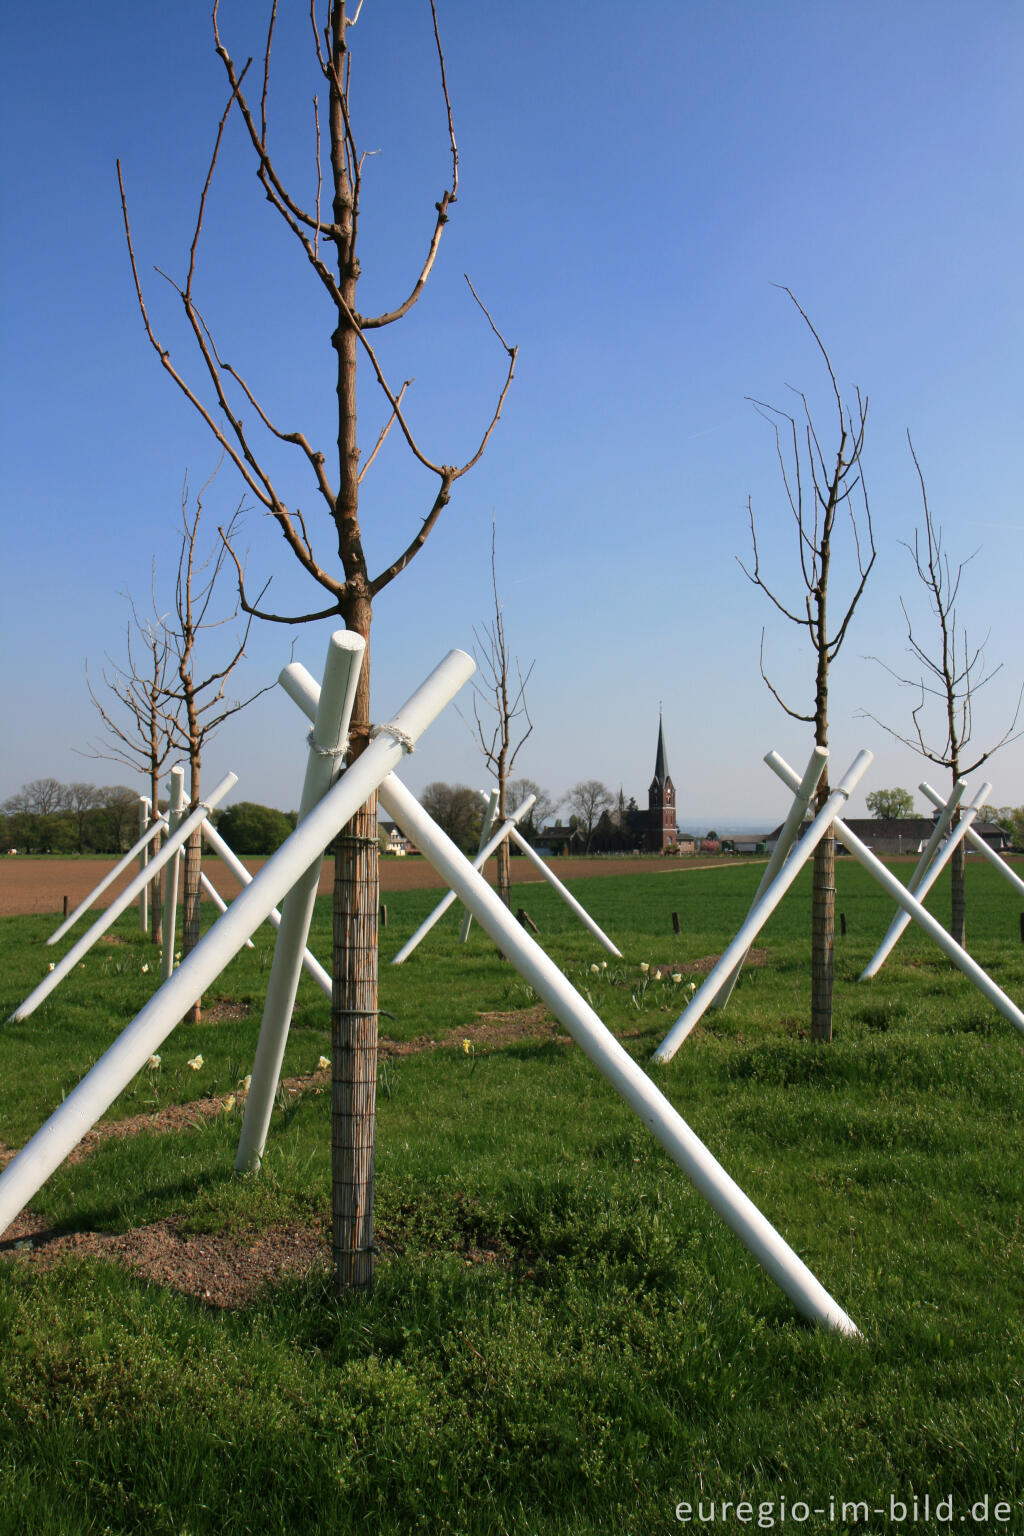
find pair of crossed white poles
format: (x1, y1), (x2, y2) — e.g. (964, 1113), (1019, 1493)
(651, 747), (1024, 1063)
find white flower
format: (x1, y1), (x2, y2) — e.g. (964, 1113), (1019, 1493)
(640, 963), (650, 974)
(141, 963), (149, 974)
(671, 973), (682, 984)
(240, 1074), (252, 1092)
(318, 1055), (330, 1070)
(601, 961), (607, 969)
(590, 963), (600, 974)
(688, 981), (697, 994)
(147, 1054), (161, 1070)
(48, 963), (55, 972)
(187, 1054), (203, 1071)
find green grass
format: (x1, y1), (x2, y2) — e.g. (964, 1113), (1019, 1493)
(1, 858), (1023, 1534)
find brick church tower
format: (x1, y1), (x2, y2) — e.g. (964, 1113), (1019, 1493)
(646, 714), (677, 852)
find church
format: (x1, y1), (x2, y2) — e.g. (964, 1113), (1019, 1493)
(646, 713), (678, 852)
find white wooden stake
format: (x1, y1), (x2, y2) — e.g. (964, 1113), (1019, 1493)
(459, 789), (499, 944)
(199, 820), (331, 993)
(161, 767), (186, 982)
(920, 781), (1024, 900)
(860, 781), (987, 979)
(390, 796), (536, 965)
(46, 810), (168, 947)
(0, 650), (474, 1237)
(10, 773), (238, 1023)
(652, 752), (875, 1063)
(506, 827), (623, 958)
(764, 754), (1024, 1036)
(379, 771), (860, 1337)
(237, 631), (364, 1173)
(711, 746), (829, 1010)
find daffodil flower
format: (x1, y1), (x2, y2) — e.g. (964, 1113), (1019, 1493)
(147, 1054), (161, 1070)
(187, 1054), (203, 1071)
(318, 1055), (330, 1070)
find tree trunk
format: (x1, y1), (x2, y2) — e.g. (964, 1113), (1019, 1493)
(811, 823), (835, 1042)
(331, 791), (379, 1294)
(496, 838), (511, 909)
(950, 830), (966, 948)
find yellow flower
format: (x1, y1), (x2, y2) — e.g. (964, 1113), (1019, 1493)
(462, 1039), (472, 1054)
(187, 1054), (204, 1071)
(318, 1055), (330, 1070)
(672, 973), (682, 984)
(222, 1094), (236, 1113)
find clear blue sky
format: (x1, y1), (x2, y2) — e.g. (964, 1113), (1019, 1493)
(2, 2), (1021, 829)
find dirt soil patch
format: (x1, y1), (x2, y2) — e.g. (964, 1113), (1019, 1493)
(0, 852), (757, 917)
(0, 1011), (568, 1305)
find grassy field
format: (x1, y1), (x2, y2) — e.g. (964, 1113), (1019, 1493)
(1, 858), (1022, 1534)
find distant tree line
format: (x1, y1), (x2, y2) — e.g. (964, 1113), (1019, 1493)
(1, 779), (145, 855)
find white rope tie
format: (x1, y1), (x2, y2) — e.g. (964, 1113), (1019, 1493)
(370, 721), (416, 754)
(306, 729), (350, 759)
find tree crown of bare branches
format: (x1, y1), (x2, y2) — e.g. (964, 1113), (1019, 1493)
(860, 432), (1023, 775)
(468, 522), (534, 788)
(116, 0), (516, 629)
(737, 289), (876, 726)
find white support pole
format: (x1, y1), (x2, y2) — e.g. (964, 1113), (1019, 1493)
(199, 820), (331, 994)
(765, 754), (1024, 1036)
(0, 650), (474, 1237)
(390, 795), (537, 965)
(711, 746), (830, 1010)
(236, 631), (364, 1173)
(652, 751), (875, 1063)
(46, 812), (168, 947)
(459, 789), (499, 944)
(506, 827), (624, 958)
(378, 770), (859, 1337)
(921, 781), (1024, 900)
(138, 797), (151, 935)
(10, 774), (238, 1024)
(198, 870), (256, 948)
(161, 767), (186, 982)
(860, 781), (987, 979)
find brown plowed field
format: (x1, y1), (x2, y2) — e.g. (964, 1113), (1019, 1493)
(0, 852), (744, 918)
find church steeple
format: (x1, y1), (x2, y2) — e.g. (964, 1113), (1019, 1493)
(647, 711), (677, 852)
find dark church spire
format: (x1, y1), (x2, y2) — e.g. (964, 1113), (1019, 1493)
(654, 711), (670, 787)
(647, 712), (676, 852)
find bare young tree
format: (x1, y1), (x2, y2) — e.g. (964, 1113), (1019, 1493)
(739, 291), (875, 1043)
(470, 523), (534, 907)
(861, 436), (1023, 946)
(506, 779), (558, 843)
(83, 587), (180, 944)
(565, 780), (614, 854)
(117, 3), (515, 1292)
(162, 474), (272, 1021)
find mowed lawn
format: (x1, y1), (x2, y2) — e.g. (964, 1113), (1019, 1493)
(0, 856), (1022, 1535)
